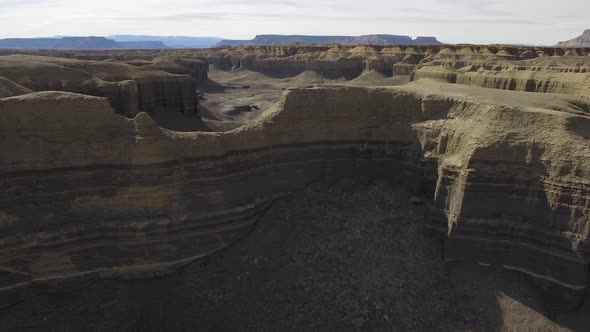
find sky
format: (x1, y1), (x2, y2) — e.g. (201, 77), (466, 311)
(0, 0), (587, 45)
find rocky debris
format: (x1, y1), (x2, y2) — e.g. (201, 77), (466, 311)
(224, 104), (260, 117)
(195, 44), (590, 98)
(235, 104), (258, 112)
(2, 181), (589, 330)
(0, 182), (514, 330)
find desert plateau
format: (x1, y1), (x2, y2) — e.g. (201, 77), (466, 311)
(0, 13), (589, 330)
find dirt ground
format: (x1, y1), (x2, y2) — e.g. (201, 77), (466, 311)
(200, 68), (410, 131)
(1, 179), (589, 331)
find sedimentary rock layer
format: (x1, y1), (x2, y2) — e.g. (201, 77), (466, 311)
(412, 66), (590, 99)
(3, 45), (589, 98)
(0, 55), (204, 129)
(1, 81), (589, 307)
(198, 44), (590, 98)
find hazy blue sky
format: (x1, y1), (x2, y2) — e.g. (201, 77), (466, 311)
(0, 0), (587, 45)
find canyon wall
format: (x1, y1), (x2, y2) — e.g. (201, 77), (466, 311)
(195, 44), (590, 98)
(0, 55), (204, 129)
(1, 82), (589, 307)
(186, 45), (590, 98)
(412, 66), (590, 99)
(3, 45), (588, 98)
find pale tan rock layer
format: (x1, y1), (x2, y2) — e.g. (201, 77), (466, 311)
(3, 45), (589, 99)
(0, 81), (589, 306)
(196, 45), (590, 98)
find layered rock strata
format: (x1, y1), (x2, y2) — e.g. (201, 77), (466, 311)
(3, 45), (589, 98)
(198, 45), (590, 98)
(1, 81), (589, 307)
(0, 55), (202, 126)
(412, 66), (590, 99)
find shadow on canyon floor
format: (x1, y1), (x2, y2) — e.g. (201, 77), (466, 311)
(0, 180), (588, 331)
(148, 109), (211, 132)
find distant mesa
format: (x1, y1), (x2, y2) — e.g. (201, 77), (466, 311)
(556, 29), (590, 47)
(0, 37), (122, 50)
(216, 34), (442, 46)
(114, 41), (168, 49)
(0, 36), (167, 50)
(0, 34), (439, 50)
(108, 35), (223, 48)
(0, 35), (223, 50)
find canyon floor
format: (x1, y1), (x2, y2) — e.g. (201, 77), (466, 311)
(201, 68), (410, 131)
(1, 180), (589, 332)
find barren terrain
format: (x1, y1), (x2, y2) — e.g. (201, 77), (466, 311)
(0, 44), (589, 331)
(2, 181), (590, 331)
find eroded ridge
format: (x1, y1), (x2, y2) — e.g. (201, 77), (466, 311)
(0, 54), (207, 131)
(199, 44), (590, 98)
(1, 80), (589, 306)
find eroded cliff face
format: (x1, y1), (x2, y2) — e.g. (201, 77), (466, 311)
(5, 45), (588, 99)
(0, 76), (31, 98)
(198, 45), (590, 98)
(413, 66), (590, 99)
(1, 81), (589, 307)
(0, 55), (204, 129)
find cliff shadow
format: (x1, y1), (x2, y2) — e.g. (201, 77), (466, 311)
(442, 140), (590, 329)
(148, 109), (211, 132)
(200, 78), (227, 93)
(0, 179), (507, 331)
(447, 262), (590, 332)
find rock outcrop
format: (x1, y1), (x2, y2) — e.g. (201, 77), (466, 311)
(1, 81), (589, 308)
(0, 55), (204, 129)
(195, 45), (590, 98)
(143, 56), (209, 87)
(412, 66), (590, 98)
(0, 76), (31, 98)
(557, 30), (590, 47)
(5, 45), (589, 99)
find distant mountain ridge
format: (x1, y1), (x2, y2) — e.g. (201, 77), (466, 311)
(108, 35), (223, 48)
(217, 34), (441, 46)
(117, 41), (168, 49)
(0, 37), (121, 50)
(0, 36), (167, 50)
(0, 34), (441, 50)
(556, 29), (590, 47)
